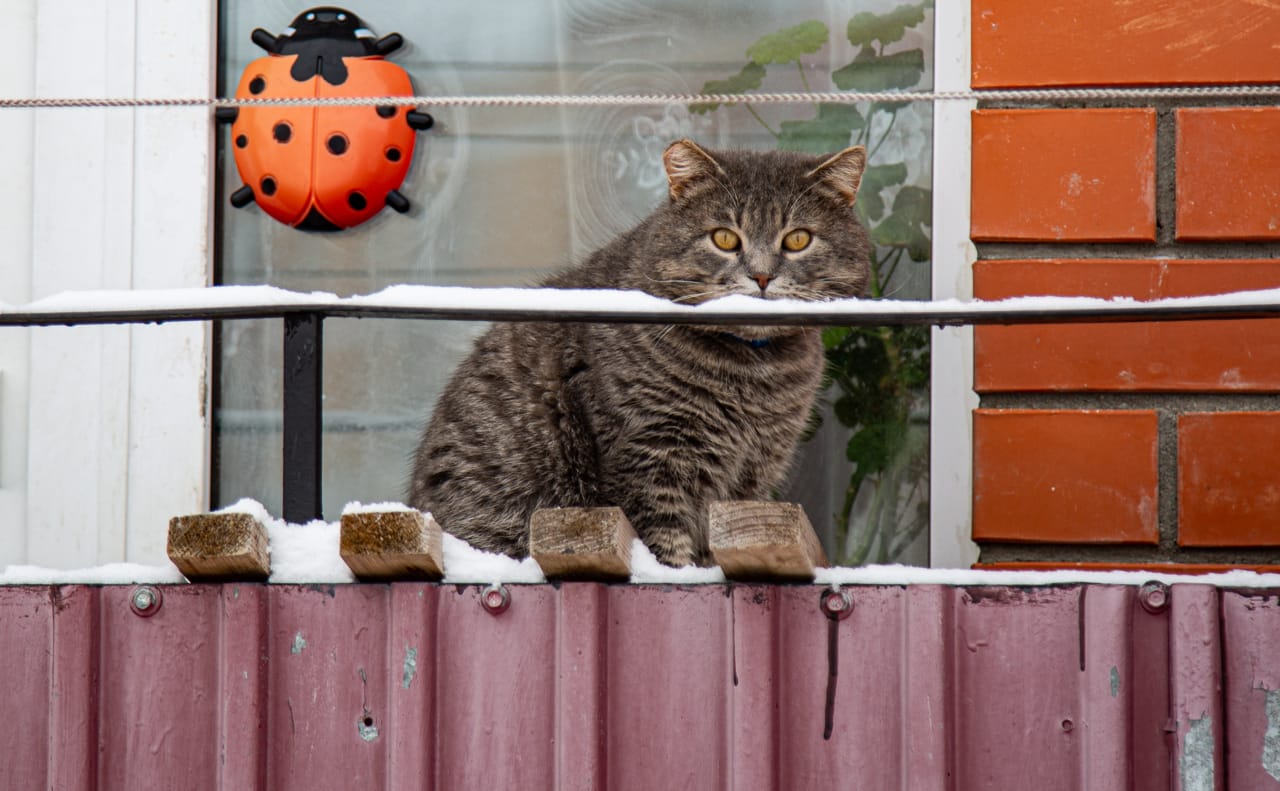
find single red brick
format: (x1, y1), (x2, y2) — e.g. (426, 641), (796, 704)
(972, 0), (1280, 87)
(1176, 108), (1280, 241)
(974, 259), (1280, 392)
(971, 109), (1155, 242)
(973, 410), (1159, 544)
(1178, 413), (1280, 547)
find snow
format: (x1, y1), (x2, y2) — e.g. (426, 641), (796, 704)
(342, 501), (417, 515)
(4, 498), (1280, 587)
(219, 498), (355, 583)
(6, 283), (1280, 324)
(629, 539), (727, 584)
(0, 562), (186, 585)
(814, 564), (1280, 589)
(19, 284), (340, 313)
(442, 533), (546, 585)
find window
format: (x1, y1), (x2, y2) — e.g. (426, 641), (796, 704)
(215, 1), (938, 563)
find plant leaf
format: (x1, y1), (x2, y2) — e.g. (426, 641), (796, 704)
(854, 162), (907, 221)
(689, 62), (767, 114)
(871, 185), (932, 261)
(846, 2), (928, 48)
(822, 326), (852, 350)
(846, 420), (908, 477)
(777, 103), (866, 154)
(831, 48), (925, 93)
(747, 20), (829, 65)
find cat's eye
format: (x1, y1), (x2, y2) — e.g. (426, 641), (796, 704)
(782, 229), (812, 252)
(711, 228), (741, 251)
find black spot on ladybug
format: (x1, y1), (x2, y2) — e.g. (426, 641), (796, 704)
(326, 134), (349, 155)
(249, 76), (266, 95)
(347, 191), (368, 211)
(385, 146), (402, 162)
(376, 105), (397, 119)
(235, 134), (248, 149)
(273, 122), (292, 143)
(260, 177), (278, 196)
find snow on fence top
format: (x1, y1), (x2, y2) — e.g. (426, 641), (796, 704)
(5, 284), (1280, 327)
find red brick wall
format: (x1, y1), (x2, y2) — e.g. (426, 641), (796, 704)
(968, 1), (1280, 571)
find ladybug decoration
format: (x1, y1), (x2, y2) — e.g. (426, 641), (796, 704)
(217, 7), (433, 231)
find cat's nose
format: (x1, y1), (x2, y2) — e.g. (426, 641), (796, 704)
(752, 274), (773, 291)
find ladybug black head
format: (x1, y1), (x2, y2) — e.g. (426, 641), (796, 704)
(280, 7), (376, 50)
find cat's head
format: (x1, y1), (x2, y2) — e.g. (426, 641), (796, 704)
(630, 139), (872, 308)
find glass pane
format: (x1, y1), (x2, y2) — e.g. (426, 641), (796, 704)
(215, 0), (934, 564)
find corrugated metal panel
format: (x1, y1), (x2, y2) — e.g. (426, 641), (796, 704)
(2, 583), (1277, 790)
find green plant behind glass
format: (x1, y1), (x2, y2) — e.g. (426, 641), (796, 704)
(691, 2), (933, 565)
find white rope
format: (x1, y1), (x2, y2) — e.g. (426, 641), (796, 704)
(3, 84), (1280, 110)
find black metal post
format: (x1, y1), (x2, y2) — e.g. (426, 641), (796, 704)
(283, 312), (323, 523)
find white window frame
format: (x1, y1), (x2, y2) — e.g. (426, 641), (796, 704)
(929, 2), (980, 567)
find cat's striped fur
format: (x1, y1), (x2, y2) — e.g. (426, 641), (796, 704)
(408, 140), (871, 567)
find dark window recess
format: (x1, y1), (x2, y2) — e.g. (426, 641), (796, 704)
(273, 123), (292, 143)
(347, 191), (367, 211)
(327, 134), (349, 155)
(260, 177), (277, 196)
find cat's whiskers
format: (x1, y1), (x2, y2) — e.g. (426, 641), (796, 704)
(642, 274), (703, 286)
(671, 288), (731, 305)
(707, 172), (742, 207)
(783, 177), (825, 218)
(877, 280), (913, 299)
(651, 324), (679, 344)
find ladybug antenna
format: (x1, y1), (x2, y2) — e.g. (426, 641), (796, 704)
(250, 27), (278, 52)
(374, 32), (403, 56)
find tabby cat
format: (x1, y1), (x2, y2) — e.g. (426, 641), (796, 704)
(408, 139), (871, 567)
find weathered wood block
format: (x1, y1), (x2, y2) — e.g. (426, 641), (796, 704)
(340, 509), (444, 581)
(709, 501), (829, 582)
(530, 507), (638, 582)
(167, 512), (270, 581)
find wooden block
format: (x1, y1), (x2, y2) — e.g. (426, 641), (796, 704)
(167, 512), (270, 581)
(530, 507), (637, 582)
(709, 501), (828, 582)
(340, 510), (444, 581)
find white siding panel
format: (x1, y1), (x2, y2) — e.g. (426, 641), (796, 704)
(22, 0), (213, 567)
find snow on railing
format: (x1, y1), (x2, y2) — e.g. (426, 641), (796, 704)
(7, 283), (1280, 326)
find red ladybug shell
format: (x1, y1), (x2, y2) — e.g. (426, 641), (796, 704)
(230, 54), (418, 230)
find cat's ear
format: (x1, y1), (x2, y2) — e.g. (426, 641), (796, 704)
(663, 139), (723, 201)
(807, 145), (868, 206)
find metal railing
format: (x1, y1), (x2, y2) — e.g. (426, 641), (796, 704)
(6, 284), (1280, 523)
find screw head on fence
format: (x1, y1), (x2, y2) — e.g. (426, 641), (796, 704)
(821, 588), (854, 620)
(1138, 580), (1170, 614)
(129, 586), (163, 617)
(481, 584), (511, 615)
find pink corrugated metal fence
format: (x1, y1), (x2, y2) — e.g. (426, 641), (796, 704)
(2, 583), (1277, 790)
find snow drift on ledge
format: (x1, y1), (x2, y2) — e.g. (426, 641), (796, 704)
(2, 499), (1279, 588)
